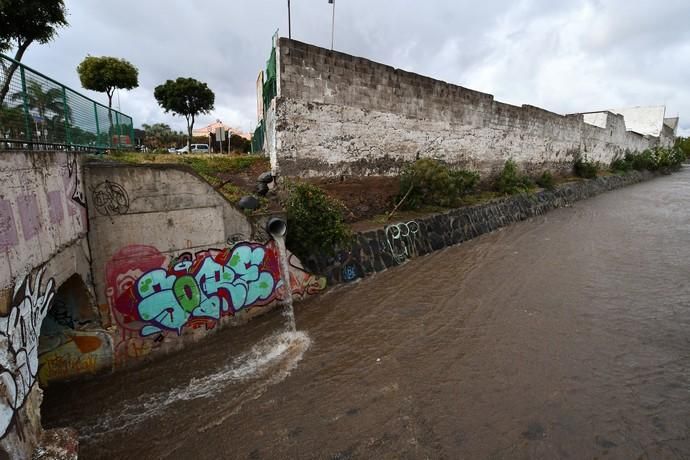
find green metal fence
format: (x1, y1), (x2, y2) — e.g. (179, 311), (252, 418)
(251, 42), (277, 153)
(0, 53), (134, 151)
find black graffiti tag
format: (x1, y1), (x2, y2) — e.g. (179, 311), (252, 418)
(92, 180), (130, 216)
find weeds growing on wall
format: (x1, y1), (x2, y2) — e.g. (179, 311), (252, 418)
(610, 146), (686, 174)
(397, 158), (480, 209)
(573, 155), (599, 179)
(494, 160), (534, 195)
(285, 181), (353, 261)
(535, 171), (555, 190)
(105, 151), (270, 203)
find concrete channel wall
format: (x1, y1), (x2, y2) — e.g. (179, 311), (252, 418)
(83, 161), (324, 371)
(0, 153), (325, 459)
(0, 151), (92, 457)
(307, 172), (654, 286)
(270, 38), (668, 178)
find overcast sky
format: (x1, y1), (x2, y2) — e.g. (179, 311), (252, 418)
(17, 0), (690, 136)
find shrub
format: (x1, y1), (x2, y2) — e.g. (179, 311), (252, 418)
(631, 149), (656, 171)
(610, 157), (632, 173)
(494, 160), (534, 195)
(573, 155), (598, 178)
(398, 158), (479, 209)
(535, 171), (555, 190)
(285, 181), (352, 260)
(612, 147), (685, 174)
(675, 137), (690, 159)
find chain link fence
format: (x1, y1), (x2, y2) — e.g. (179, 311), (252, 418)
(0, 53), (134, 151)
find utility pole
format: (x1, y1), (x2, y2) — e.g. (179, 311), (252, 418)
(288, 0), (292, 39)
(330, 0), (335, 50)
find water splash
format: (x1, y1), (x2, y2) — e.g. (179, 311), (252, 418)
(274, 235), (296, 332)
(76, 330), (311, 441)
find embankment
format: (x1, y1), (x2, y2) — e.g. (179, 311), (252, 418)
(307, 171), (655, 285)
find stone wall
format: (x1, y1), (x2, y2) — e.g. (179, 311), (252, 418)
(307, 171), (653, 286)
(270, 38), (667, 177)
(0, 151), (92, 458)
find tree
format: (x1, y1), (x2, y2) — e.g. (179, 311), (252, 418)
(76, 56), (139, 109)
(11, 80), (69, 142)
(154, 78), (214, 151)
(0, 0), (68, 105)
(142, 122), (185, 149)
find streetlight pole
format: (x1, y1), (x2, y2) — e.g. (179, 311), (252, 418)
(288, 0), (292, 39)
(330, 0), (335, 50)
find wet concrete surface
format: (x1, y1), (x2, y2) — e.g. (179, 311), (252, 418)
(43, 168), (690, 459)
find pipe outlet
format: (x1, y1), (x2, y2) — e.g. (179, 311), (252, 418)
(267, 217), (287, 238)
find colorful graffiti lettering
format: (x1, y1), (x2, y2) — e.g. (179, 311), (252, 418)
(133, 243), (277, 337)
(0, 268), (55, 439)
(105, 241), (326, 365)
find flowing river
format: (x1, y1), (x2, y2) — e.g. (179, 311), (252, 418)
(43, 168), (690, 459)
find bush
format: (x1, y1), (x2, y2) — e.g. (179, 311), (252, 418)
(610, 157), (632, 173)
(285, 182), (352, 260)
(631, 149), (656, 171)
(675, 137), (690, 159)
(573, 155), (598, 178)
(535, 171), (555, 190)
(610, 146), (685, 174)
(494, 160), (534, 195)
(398, 158), (479, 209)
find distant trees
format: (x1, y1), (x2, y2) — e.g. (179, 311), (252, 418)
(142, 123), (185, 150)
(229, 134), (251, 153)
(154, 78), (214, 151)
(11, 80), (70, 140)
(77, 56), (139, 109)
(0, 0), (68, 105)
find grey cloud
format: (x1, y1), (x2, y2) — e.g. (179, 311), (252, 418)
(13, 0), (690, 135)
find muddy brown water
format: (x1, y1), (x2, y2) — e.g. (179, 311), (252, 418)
(43, 168), (690, 459)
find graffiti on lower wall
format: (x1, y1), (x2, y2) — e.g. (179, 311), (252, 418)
(105, 240), (326, 363)
(38, 330), (112, 385)
(385, 220), (420, 263)
(0, 268), (55, 439)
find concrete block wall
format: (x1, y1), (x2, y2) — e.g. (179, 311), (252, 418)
(270, 38), (668, 177)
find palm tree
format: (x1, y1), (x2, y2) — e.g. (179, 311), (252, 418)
(11, 80), (70, 142)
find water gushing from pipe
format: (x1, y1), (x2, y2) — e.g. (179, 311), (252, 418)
(267, 218), (296, 332)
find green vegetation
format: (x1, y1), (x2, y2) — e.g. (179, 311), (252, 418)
(0, 0), (68, 105)
(494, 160), (534, 194)
(573, 155), (599, 179)
(77, 56), (139, 109)
(154, 78), (215, 150)
(609, 146), (686, 174)
(107, 152), (269, 204)
(535, 170), (555, 190)
(285, 181), (352, 261)
(397, 158), (479, 209)
(676, 137), (690, 159)
(142, 123), (186, 150)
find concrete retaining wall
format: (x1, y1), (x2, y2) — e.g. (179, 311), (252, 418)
(0, 151), (92, 458)
(270, 38), (667, 177)
(84, 161), (325, 371)
(307, 172), (653, 285)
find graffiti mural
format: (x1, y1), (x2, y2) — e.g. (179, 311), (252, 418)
(105, 241), (326, 363)
(385, 220), (420, 263)
(38, 330), (112, 385)
(0, 268), (55, 439)
(92, 180), (129, 216)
